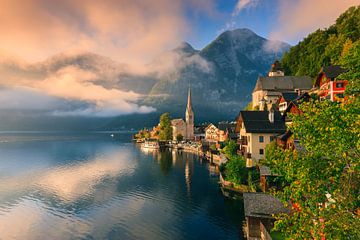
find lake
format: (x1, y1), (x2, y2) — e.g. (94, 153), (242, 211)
(0, 132), (244, 239)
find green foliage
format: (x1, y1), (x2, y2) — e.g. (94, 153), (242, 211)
(159, 113), (172, 140)
(222, 140), (238, 158)
(281, 6), (360, 78)
(176, 133), (183, 142)
(266, 97), (360, 238)
(339, 40), (360, 96)
(210, 144), (217, 151)
(247, 168), (260, 192)
(135, 128), (150, 139)
(224, 155), (248, 185)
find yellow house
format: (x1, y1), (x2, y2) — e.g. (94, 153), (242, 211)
(236, 108), (286, 167)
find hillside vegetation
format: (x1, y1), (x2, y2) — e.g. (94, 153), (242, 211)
(281, 6), (360, 78)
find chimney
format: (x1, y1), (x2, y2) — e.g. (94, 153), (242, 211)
(269, 104), (275, 123)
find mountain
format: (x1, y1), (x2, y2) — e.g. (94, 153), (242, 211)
(0, 28), (290, 130)
(142, 28), (290, 122)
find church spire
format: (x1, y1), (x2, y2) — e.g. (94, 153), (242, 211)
(186, 86), (192, 112)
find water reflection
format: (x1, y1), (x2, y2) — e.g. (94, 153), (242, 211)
(0, 135), (244, 240)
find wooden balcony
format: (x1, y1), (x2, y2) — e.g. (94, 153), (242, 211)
(238, 138), (248, 146)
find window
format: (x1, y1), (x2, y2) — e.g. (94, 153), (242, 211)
(336, 82), (344, 88)
(270, 136), (275, 142)
(259, 149), (264, 155)
(259, 136), (264, 142)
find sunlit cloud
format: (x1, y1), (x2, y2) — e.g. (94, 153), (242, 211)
(232, 0), (260, 16)
(270, 0), (360, 43)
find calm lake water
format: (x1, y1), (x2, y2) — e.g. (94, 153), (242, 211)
(0, 132), (244, 240)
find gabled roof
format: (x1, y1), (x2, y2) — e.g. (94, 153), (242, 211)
(315, 65), (347, 87)
(280, 92), (299, 102)
(238, 111), (286, 133)
(253, 76), (312, 92)
(244, 193), (289, 218)
(283, 92), (310, 116)
(322, 65), (347, 79)
(205, 123), (218, 131)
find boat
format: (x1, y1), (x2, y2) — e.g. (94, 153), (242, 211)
(141, 139), (160, 149)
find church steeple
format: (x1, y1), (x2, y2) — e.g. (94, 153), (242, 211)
(185, 86), (194, 140)
(186, 87), (192, 112)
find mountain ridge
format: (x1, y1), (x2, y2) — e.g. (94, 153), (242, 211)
(0, 28), (290, 130)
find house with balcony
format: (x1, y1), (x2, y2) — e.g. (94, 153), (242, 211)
(235, 107), (286, 167)
(315, 65), (348, 101)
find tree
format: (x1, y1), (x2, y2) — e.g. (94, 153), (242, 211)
(224, 155), (248, 185)
(265, 95), (359, 238)
(176, 133), (183, 142)
(222, 140), (238, 158)
(159, 113), (173, 141)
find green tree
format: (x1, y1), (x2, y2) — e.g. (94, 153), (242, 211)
(159, 113), (173, 140)
(266, 99), (359, 238)
(339, 40), (360, 96)
(222, 140), (238, 158)
(224, 155), (248, 185)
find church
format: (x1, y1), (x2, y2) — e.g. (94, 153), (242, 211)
(171, 87), (194, 141)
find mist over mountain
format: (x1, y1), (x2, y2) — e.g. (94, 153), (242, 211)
(0, 28), (290, 130)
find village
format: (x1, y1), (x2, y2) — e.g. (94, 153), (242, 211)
(134, 60), (351, 239)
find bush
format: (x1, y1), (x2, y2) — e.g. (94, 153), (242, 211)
(224, 155), (248, 185)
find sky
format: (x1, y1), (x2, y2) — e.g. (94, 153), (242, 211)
(0, 0), (359, 118)
(0, 0), (359, 63)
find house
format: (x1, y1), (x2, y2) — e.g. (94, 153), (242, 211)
(171, 118), (186, 140)
(194, 124), (207, 141)
(278, 92), (300, 113)
(236, 107), (286, 167)
(315, 65), (348, 101)
(252, 61), (312, 110)
(217, 121), (237, 140)
(205, 122), (237, 143)
(243, 193), (289, 240)
(171, 87), (195, 141)
(205, 123), (220, 143)
(282, 92), (310, 124)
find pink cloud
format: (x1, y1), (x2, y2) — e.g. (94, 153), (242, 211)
(0, 0), (189, 65)
(270, 0), (360, 42)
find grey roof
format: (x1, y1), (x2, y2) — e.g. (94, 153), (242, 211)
(243, 193), (289, 218)
(238, 111), (286, 133)
(259, 165), (279, 176)
(217, 122), (236, 132)
(253, 76), (313, 92)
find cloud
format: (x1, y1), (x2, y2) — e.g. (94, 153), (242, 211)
(270, 0), (360, 43)
(232, 0), (259, 16)
(0, 64), (155, 117)
(0, 0), (191, 66)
